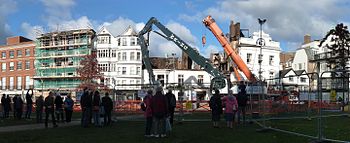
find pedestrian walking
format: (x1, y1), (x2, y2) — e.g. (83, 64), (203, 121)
(64, 93), (74, 123)
(101, 92), (113, 126)
(35, 95), (44, 123)
(209, 90), (222, 128)
(54, 93), (64, 122)
(143, 89), (153, 137)
(151, 87), (168, 138)
(45, 91), (57, 128)
(237, 81), (248, 124)
(92, 90), (101, 127)
(222, 90), (238, 128)
(165, 89), (176, 126)
(25, 89), (34, 119)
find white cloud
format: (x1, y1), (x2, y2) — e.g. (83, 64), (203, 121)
(0, 0), (17, 44)
(20, 22), (44, 40)
(180, 0), (350, 50)
(40, 0), (75, 23)
(101, 17), (143, 36)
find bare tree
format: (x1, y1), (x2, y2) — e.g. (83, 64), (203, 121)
(76, 51), (104, 90)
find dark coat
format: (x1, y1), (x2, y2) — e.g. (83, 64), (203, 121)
(102, 96), (113, 112)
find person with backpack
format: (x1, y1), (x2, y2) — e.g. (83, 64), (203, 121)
(222, 90), (238, 128)
(237, 81), (248, 124)
(165, 89), (176, 126)
(101, 92), (113, 126)
(25, 89), (33, 119)
(64, 93), (74, 123)
(209, 90), (222, 128)
(35, 95), (44, 123)
(45, 91), (57, 128)
(151, 86), (168, 138)
(143, 89), (153, 137)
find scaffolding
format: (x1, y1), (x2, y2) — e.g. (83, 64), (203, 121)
(34, 29), (95, 93)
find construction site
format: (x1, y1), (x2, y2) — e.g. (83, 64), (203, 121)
(33, 29), (96, 97)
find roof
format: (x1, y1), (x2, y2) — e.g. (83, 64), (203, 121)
(304, 48), (315, 61)
(294, 70), (306, 76)
(279, 68), (294, 77)
(120, 26), (137, 36)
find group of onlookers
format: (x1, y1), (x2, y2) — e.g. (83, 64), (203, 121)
(142, 87), (177, 138)
(0, 89), (34, 120)
(210, 81), (248, 128)
(80, 88), (113, 128)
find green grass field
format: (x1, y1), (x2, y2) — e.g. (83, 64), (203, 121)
(0, 112), (349, 143)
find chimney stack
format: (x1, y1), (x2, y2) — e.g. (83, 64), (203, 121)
(304, 34), (311, 44)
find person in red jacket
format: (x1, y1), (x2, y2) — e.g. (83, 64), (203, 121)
(143, 89), (153, 137)
(151, 87), (168, 138)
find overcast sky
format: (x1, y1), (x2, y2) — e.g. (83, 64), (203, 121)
(1, 0), (349, 57)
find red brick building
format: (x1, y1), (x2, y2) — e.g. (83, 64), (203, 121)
(0, 36), (35, 97)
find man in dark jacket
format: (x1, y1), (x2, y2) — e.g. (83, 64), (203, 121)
(1, 94), (5, 118)
(12, 95), (17, 118)
(102, 92), (113, 126)
(15, 95), (23, 120)
(237, 81), (248, 124)
(45, 91), (57, 128)
(54, 93), (64, 122)
(92, 91), (101, 126)
(36, 95), (44, 123)
(209, 90), (222, 128)
(25, 89), (33, 119)
(151, 87), (168, 138)
(165, 89), (176, 126)
(81, 88), (92, 127)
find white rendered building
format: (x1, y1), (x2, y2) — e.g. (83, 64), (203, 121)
(95, 26), (142, 94)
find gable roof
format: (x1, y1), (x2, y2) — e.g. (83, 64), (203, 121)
(294, 70), (306, 76)
(279, 68), (294, 77)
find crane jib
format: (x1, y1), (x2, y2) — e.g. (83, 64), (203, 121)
(169, 34), (188, 50)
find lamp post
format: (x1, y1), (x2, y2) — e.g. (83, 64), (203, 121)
(257, 18), (267, 131)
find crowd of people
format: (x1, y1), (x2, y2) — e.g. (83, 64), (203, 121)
(142, 86), (177, 138)
(209, 81), (248, 129)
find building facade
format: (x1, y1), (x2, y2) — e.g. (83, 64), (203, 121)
(34, 29), (95, 96)
(95, 26), (142, 99)
(0, 36), (35, 97)
(238, 31), (281, 84)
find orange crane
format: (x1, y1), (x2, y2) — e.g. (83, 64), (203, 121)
(203, 15), (256, 82)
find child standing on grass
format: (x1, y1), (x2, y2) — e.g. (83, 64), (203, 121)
(222, 90), (238, 128)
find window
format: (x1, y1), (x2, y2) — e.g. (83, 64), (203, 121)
(17, 61), (22, 70)
(118, 52), (121, 60)
(25, 60), (30, 69)
(178, 74), (184, 85)
(298, 63), (302, 70)
(2, 63), (6, 72)
(130, 52), (135, 60)
(25, 49), (30, 56)
(269, 72), (274, 84)
(269, 56), (274, 65)
(136, 67), (141, 75)
(122, 67), (126, 75)
(17, 76), (22, 90)
(136, 80), (140, 85)
(247, 53), (252, 64)
(117, 67), (121, 75)
(289, 76), (294, 82)
(9, 77), (14, 90)
(111, 50), (116, 58)
(122, 52), (127, 61)
(122, 80), (126, 85)
(300, 77), (307, 83)
(137, 52), (141, 60)
(98, 36), (111, 44)
(1, 51), (5, 59)
(130, 80), (134, 85)
(10, 51), (14, 58)
(198, 75), (204, 85)
(9, 62), (14, 71)
(122, 38), (127, 46)
(1, 77), (6, 90)
(130, 67), (135, 75)
(157, 75), (165, 86)
(17, 50), (22, 57)
(130, 38), (136, 46)
(25, 76), (30, 89)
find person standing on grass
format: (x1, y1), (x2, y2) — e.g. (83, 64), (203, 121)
(36, 95), (44, 123)
(45, 91), (57, 128)
(102, 92), (113, 126)
(54, 93), (64, 123)
(92, 90), (101, 127)
(143, 89), (153, 137)
(222, 90), (238, 128)
(237, 81), (248, 124)
(12, 95), (17, 119)
(209, 90), (222, 128)
(1, 94), (5, 118)
(165, 89), (176, 126)
(25, 89), (34, 119)
(64, 93), (74, 123)
(151, 86), (168, 138)
(5, 95), (11, 118)
(81, 88), (92, 127)
(15, 95), (24, 120)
